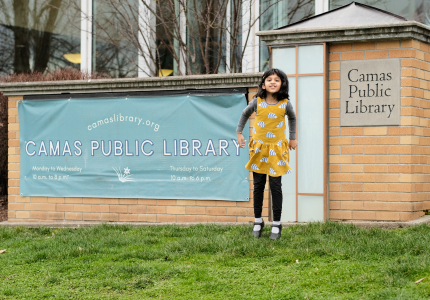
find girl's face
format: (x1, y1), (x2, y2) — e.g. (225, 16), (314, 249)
(262, 74), (282, 94)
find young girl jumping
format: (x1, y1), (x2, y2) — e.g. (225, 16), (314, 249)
(236, 68), (297, 240)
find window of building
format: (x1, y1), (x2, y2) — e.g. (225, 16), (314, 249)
(330, 0), (430, 24)
(0, 0), (341, 77)
(186, 0), (227, 74)
(155, 0), (175, 76)
(92, 0), (138, 78)
(259, 0), (315, 72)
(91, 0), (234, 77)
(155, 0), (240, 75)
(0, 0), (81, 76)
(272, 44), (326, 222)
(230, 0), (242, 73)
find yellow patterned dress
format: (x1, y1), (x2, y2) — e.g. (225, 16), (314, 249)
(245, 97), (292, 176)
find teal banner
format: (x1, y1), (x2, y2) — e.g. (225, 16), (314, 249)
(19, 93), (249, 201)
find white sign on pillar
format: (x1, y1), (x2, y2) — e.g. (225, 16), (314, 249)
(340, 59), (401, 126)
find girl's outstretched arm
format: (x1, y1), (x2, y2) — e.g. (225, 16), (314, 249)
(286, 101), (298, 150)
(236, 98), (257, 148)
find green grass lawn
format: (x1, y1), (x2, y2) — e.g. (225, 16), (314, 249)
(0, 222), (430, 299)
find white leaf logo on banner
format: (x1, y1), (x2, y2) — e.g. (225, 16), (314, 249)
(113, 167), (134, 182)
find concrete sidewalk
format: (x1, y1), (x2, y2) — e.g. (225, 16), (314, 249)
(0, 215), (429, 229)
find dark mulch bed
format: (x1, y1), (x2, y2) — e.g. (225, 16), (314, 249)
(0, 195), (6, 222)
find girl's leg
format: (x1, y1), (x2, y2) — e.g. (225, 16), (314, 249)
(253, 172), (267, 218)
(268, 175), (283, 221)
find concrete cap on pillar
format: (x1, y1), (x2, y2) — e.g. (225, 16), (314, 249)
(279, 2), (406, 30)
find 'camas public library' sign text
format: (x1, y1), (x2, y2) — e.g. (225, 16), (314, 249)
(340, 59), (400, 126)
(19, 93), (249, 201)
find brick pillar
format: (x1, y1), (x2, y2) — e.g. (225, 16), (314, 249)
(329, 40), (430, 221)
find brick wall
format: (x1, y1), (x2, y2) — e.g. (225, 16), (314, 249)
(329, 40), (430, 221)
(6, 89), (270, 223)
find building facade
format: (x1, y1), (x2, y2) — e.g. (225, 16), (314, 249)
(2, 1), (430, 224)
(1, 0), (429, 78)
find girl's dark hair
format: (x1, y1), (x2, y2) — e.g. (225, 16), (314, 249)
(256, 68), (289, 100)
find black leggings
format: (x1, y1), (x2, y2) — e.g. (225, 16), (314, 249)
(253, 172), (283, 222)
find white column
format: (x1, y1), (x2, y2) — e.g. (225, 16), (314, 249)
(315, 0), (322, 15)
(225, 0), (231, 73)
(323, 0), (329, 12)
(80, 0), (92, 73)
(316, 0), (329, 15)
(254, 0), (259, 72)
(179, 2), (186, 75)
(241, 0), (255, 73)
(138, 0), (156, 77)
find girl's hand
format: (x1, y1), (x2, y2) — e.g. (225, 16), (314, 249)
(289, 139), (298, 150)
(237, 133), (246, 148)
